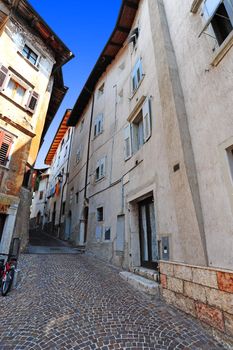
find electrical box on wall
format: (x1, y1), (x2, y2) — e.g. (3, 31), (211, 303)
(161, 236), (170, 260)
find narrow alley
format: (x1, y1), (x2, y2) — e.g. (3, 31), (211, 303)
(0, 242), (225, 349)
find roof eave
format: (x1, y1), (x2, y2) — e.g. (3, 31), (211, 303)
(67, 0), (140, 126)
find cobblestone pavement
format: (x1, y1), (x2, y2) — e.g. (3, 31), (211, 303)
(0, 254), (227, 350)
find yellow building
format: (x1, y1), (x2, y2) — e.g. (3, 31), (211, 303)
(0, 0), (73, 254)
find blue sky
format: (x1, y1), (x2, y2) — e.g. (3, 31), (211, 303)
(30, 0), (122, 168)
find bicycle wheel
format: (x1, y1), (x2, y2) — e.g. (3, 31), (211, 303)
(1, 269), (14, 296)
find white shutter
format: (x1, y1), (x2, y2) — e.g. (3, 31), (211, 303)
(0, 64), (8, 91)
(100, 157), (106, 177)
(142, 97), (151, 142)
(124, 124), (132, 160)
(99, 114), (104, 132)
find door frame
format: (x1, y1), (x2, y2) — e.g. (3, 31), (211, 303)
(138, 197), (158, 270)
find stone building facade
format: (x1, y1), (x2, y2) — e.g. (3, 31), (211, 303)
(43, 109), (73, 239)
(0, 0), (73, 254)
(30, 168), (50, 230)
(63, 0), (233, 339)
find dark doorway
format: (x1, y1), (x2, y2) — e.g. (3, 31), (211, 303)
(84, 206), (89, 243)
(65, 210), (72, 241)
(138, 197), (158, 269)
(0, 214), (6, 243)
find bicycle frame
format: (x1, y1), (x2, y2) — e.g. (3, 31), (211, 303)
(0, 254), (17, 295)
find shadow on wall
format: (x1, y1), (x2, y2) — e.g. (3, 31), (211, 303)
(0, 138), (33, 253)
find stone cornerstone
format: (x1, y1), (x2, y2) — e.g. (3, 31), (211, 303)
(159, 261), (233, 343)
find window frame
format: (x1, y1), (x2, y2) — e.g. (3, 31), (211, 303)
(97, 83), (105, 98)
(93, 114), (104, 138)
(0, 64), (39, 114)
(199, 0), (233, 46)
(76, 144), (83, 163)
(124, 97), (152, 160)
(95, 157), (106, 181)
(104, 227), (111, 241)
(131, 58), (143, 94)
(96, 207), (104, 222)
(22, 44), (39, 66)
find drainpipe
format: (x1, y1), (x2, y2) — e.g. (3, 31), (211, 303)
(84, 93), (95, 201)
(109, 84), (118, 185)
(58, 128), (73, 238)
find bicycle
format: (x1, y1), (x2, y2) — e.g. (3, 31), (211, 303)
(0, 254), (17, 296)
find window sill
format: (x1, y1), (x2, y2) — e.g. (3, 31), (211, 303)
(95, 175), (105, 183)
(0, 92), (33, 116)
(93, 131), (103, 140)
(211, 31), (233, 67)
(17, 51), (39, 72)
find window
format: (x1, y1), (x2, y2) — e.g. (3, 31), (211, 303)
(131, 59), (143, 93)
(226, 145), (233, 182)
(39, 191), (43, 200)
(70, 188), (74, 204)
(132, 110), (144, 153)
(0, 64), (39, 113)
(64, 145), (68, 157)
(6, 79), (26, 105)
(80, 119), (84, 132)
(76, 191), (79, 204)
(22, 45), (38, 65)
(67, 129), (70, 141)
(94, 114), (103, 137)
(76, 145), (83, 163)
(0, 64), (8, 91)
(97, 207), (104, 222)
(0, 130), (13, 166)
(128, 27), (139, 46)
(201, 0), (233, 46)
(124, 97), (151, 160)
(95, 157), (106, 181)
(60, 139), (64, 150)
(104, 227), (111, 241)
(98, 83), (105, 97)
(26, 91), (39, 113)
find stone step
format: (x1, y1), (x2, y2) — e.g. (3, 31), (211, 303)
(119, 271), (159, 297)
(130, 266), (159, 282)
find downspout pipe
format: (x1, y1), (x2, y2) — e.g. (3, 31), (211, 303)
(84, 93), (95, 201)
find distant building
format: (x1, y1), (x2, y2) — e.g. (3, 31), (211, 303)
(30, 168), (50, 230)
(0, 0), (73, 254)
(44, 109), (73, 239)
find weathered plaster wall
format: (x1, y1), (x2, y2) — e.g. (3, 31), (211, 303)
(163, 0), (233, 269)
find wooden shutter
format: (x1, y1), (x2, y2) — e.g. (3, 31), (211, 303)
(0, 64), (8, 91)
(26, 91), (39, 113)
(99, 114), (103, 133)
(0, 130), (13, 166)
(100, 157), (106, 177)
(142, 97), (151, 142)
(124, 124), (132, 160)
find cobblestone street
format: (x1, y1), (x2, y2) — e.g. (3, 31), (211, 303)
(0, 253), (227, 350)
